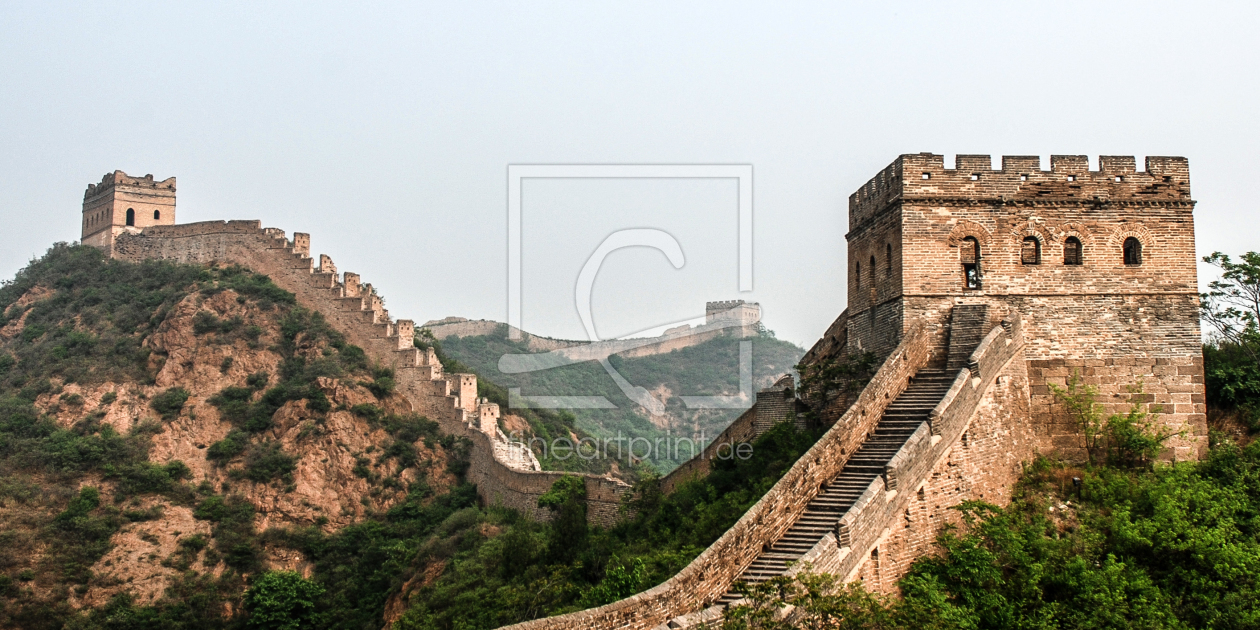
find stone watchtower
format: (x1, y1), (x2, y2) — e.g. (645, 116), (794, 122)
(705, 300), (762, 326)
(81, 170), (176, 256)
(842, 153), (1206, 460)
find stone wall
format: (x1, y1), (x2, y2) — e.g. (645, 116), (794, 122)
(423, 315), (760, 361)
(853, 348), (1035, 591)
(784, 314), (1032, 590)
(842, 153), (1206, 461)
(112, 220), (632, 525)
(658, 405), (757, 495)
(499, 322), (932, 630)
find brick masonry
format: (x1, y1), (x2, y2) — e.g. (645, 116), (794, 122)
(841, 153), (1206, 461)
(498, 321), (936, 630)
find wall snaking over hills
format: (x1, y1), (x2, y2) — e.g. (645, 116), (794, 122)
(112, 220), (633, 525)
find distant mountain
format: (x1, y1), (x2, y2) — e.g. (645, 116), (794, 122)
(433, 323), (805, 473)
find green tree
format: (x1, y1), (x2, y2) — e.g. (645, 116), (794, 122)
(1047, 372), (1107, 466)
(537, 475), (588, 563)
(1202, 251), (1260, 428)
(1202, 251), (1260, 363)
(242, 571), (324, 630)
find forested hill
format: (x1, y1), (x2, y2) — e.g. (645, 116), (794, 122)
(436, 325), (806, 473)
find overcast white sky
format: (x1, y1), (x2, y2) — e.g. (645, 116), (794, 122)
(2, 2), (1256, 347)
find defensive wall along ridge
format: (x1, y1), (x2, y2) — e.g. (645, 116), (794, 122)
(110, 220), (632, 526)
(500, 312), (1033, 630)
(422, 300), (762, 361)
(82, 153), (1204, 628)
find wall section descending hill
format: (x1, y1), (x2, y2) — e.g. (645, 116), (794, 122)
(112, 220), (632, 525)
(497, 322), (933, 630)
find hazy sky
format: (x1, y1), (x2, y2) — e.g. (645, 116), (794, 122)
(2, 2), (1256, 347)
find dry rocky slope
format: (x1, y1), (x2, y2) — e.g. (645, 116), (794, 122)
(0, 256), (457, 617)
(112, 221), (633, 526)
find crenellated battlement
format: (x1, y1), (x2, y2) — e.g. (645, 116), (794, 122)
(84, 170), (176, 200)
(849, 153), (1192, 230)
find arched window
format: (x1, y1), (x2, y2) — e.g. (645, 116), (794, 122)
(869, 255), (877, 285)
(1123, 237), (1142, 265)
(961, 236), (981, 289)
(885, 243), (893, 277)
(855, 261), (862, 289)
(1064, 236), (1083, 265)
(153, 210), (161, 220)
(125, 208), (135, 226)
(1021, 236), (1041, 265)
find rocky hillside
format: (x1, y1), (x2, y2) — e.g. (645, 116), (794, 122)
(0, 245), (465, 628)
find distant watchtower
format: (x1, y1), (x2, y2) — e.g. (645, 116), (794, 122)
(81, 170), (176, 256)
(705, 300), (761, 326)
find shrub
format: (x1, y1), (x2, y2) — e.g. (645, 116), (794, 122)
(1050, 372), (1177, 467)
(191, 308), (243, 335)
(179, 534), (208, 551)
(150, 387), (190, 420)
(365, 376), (395, 399)
(194, 495), (230, 522)
(242, 443), (297, 483)
(207, 430), (251, 461)
(350, 403), (383, 423)
(112, 460), (192, 496)
(243, 570), (325, 630)
(99, 391), (117, 405)
(246, 371), (270, 389)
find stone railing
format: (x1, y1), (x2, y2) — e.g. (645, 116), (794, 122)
(112, 220), (631, 525)
(785, 312), (1025, 585)
(499, 322), (931, 630)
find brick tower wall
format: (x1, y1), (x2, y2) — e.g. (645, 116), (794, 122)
(845, 153), (1206, 461)
(81, 171), (177, 255)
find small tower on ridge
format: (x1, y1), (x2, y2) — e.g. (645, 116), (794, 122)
(81, 170), (176, 255)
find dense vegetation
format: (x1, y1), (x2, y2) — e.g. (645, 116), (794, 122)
(720, 251), (1260, 629)
(1202, 251), (1260, 431)
(437, 324), (805, 472)
(372, 421), (820, 628)
(724, 439), (1260, 629)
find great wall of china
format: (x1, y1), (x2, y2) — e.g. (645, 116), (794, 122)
(81, 151), (1209, 628)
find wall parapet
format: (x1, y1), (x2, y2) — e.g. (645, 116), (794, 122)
(780, 312), (1026, 589)
(84, 170), (176, 200)
(501, 322), (931, 630)
(848, 153), (1192, 232)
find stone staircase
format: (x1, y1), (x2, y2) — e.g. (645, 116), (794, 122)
(715, 368), (954, 605)
(946, 304), (989, 372)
